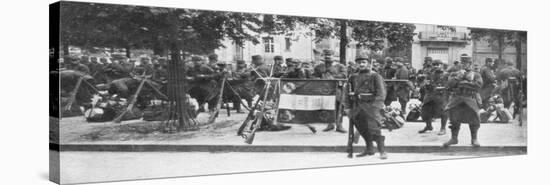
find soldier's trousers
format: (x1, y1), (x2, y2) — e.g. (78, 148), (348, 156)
(352, 111), (383, 144)
(448, 103), (480, 133)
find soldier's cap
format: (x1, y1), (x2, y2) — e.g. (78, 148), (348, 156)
(290, 58), (301, 63)
(424, 56), (433, 61)
(274, 55), (283, 60)
(322, 49), (334, 56)
(433, 59), (443, 65)
(485, 58), (494, 63)
(505, 60), (514, 66)
(208, 54), (218, 60)
(216, 61), (227, 65)
(355, 54), (369, 61)
(236, 60), (246, 65)
(191, 56), (203, 62)
(252, 55), (262, 61)
(395, 57), (405, 62)
(384, 57), (394, 63)
(285, 58), (294, 63)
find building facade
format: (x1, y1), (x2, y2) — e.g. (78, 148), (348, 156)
(411, 24), (473, 70)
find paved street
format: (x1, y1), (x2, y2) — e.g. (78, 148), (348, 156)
(59, 151), (482, 184)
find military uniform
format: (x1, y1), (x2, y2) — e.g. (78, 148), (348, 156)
(64, 56), (91, 74)
(495, 63), (522, 109)
(393, 61), (412, 114)
(480, 59), (496, 108)
(186, 56), (219, 113)
(313, 50), (347, 133)
(444, 62), (483, 147)
(419, 61), (449, 135)
(346, 66), (388, 159)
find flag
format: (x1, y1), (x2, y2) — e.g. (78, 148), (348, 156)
(276, 79), (339, 124)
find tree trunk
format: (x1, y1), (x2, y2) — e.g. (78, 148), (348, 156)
(125, 45), (131, 58)
(339, 20), (348, 65)
(497, 34), (504, 64)
(515, 32), (522, 70)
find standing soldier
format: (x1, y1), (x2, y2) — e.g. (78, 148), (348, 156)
(313, 49), (347, 133)
(393, 58), (412, 115)
(443, 54), (483, 148)
(231, 59), (254, 112)
(272, 56), (286, 77)
(418, 60), (449, 135)
(480, 58), (496, 108)
(423, 56), (433, 70)
(282, 59), (308, 78)
(346, 55), (388, 159)
(251, 55), (271, 78)
(495, 60), (523, 109)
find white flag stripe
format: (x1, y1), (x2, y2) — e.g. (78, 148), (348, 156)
(278, 94), (336, 110)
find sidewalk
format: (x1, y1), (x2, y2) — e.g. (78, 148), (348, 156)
(54, 110), (527, 153)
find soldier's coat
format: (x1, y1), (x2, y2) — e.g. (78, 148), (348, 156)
(346, 70), (387, 128)
(479, 65), (496, 102)
(421, 69), (448, 120)
(445, 70), (483, 123)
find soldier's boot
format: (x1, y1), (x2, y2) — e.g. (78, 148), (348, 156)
(438, 116), (448, 135)
(323, 123), (335, 132)
(375, 135), (388, 160)
(443, 125), (460, 148)
(470, 124), (481, 147)
(356, 134), (375, 157)
(335, 124), (347, 133)
(418, 118), (433, 134)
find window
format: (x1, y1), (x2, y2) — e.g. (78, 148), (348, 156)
(285, 37), (292, 51)
(263, 37), (274, 53)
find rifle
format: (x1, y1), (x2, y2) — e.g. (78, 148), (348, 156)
(113, 75), (147, 123)
(346, 83), (355, 158)
(62, 75), (85, 117)
(207, 74), (227, 124)
(242, 63), (277, 144)
(237, 86), (266, 136)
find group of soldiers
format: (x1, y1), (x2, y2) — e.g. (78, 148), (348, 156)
(57, 48), (525, 160)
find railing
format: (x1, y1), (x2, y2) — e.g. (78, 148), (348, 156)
(419, 32), (468, 42)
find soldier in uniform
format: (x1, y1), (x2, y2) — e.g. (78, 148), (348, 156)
(345, 55), (388, 159)
(423, 56), (433, 70)
(186, 56), (218, 113)
(480, 58), (496, 108)
(312, 50), (347, 133)
(272, 55), (286, 77)
(251, 55), (271, 78)
(447, 60), (462, 73)
(393, 59), (412, 115)
(495, 60), (523, 109)
(231, 60), (254, 111)
(64, 55), (90, 74)
(207, 54), (220, 71)
(418, 60), (449, 135)
(282, 59), (308, 78)
(443, 54), (483, 148)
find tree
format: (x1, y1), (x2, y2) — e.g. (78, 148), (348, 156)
(469, 28), (526, 70)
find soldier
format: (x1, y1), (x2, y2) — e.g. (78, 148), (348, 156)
(393, 58), (412, 115)
(418, 60), (449, 135)
(208, 54), (220, 71)
(443, 54), (483, 148)
(381, 57), (396, 79)
(495, 60), (523, 109)
(480, 58), (497, 108)
(231, 60), (254, 112)
(423, 56), (433, 70)
(251, 55), (271, 78)
(64, 55), (90, 74)
(282, 59), (308, 78)
(313, 50), (347, 133)
(187, 56), (218, 113)
(88, 56), (102, 76)
(301, 61), (314, 77)
(272, 56), (286, 77)
(345, 55), (388, 159)
(447, 60), (462, 73)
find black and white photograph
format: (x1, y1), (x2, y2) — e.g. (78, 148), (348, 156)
(5, 0), (542, 184)
(47, 1), (531, 184)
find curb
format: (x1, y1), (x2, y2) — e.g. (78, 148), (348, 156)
(51, 143), (526, 154)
